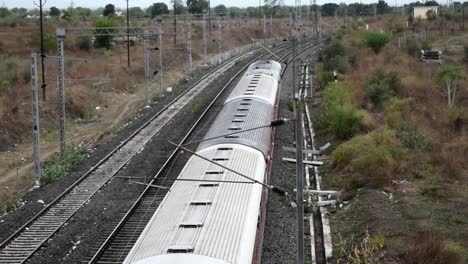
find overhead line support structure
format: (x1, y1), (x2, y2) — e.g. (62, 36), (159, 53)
(56, 28), (66, 157)
(31, 53), (41, 188)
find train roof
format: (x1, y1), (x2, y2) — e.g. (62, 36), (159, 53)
(197, 98), (274, 157)
(226, 74), (279, 105)
(123, 144), (266, 264)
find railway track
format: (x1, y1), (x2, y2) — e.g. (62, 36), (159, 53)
(299, 60), (332, 263)
(86, 41), (316, 264)
(0, 43), (286, 264)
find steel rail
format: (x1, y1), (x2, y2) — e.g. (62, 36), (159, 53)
(87, 41), (316, 264)
(0, 41), (288, 264)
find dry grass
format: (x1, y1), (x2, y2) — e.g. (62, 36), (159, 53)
(406, 230), (465, 264)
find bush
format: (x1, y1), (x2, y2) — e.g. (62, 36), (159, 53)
(42, 146), (84, 184)
(407, 231), (465, 264)
(362, 31), (391, 53)
(28, 33), (57, 53)
(94, 17), (117, 49)
(324, 82), (363, 139)
(76, 36), (92, 51)
(406, 36), (420, 57)
(330, 106), (363, 139)
(332, 128), (404, 188)
(0, 40), (3, 53)
(365, 69), (401, 107)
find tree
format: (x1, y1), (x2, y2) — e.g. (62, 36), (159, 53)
(128, 7), (144, 18)
(186, 0), (208, 14)
(0, 7), (10, 18)
(75, 7), (92, 18)
(436, 66), (465, 107)
(362, 31), (391, 53)
(321, 3), (339, 16)
(49, 6), (61, 17)
(214, 4), (227, 16)
(376, 0), (390, 14)
(172, 0), (185, 15)
(103, 4), (116, 17)
(424, 0), (439, 6)
(94, 17), (117, 49)
(264, 0), (283, 15)
(11, 8), (28, 18)
(150, 3), (169, 18)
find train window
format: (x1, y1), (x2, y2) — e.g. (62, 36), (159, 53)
(212, 158), (229, 161)
(206, 171), (224, 174)
(217, 147), (233, 150)
(167, 247), (194, 254)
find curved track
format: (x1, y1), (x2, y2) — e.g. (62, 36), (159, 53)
(87, 41), (317, 264)
(0, 43), (288, 264)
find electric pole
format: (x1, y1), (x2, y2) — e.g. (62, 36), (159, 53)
(56, 29), (66, 157)
(173, 0), (177, 45)
(37, 0), (47, 101)
(31, 53), (41, 187)
(127, 0), (130, 68)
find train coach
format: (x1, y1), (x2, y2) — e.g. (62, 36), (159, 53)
(123, 60), (283, 264)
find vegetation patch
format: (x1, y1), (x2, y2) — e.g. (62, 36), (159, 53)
(331, 128), (405, 189)
(365, 69), (401, 108)
(361, 31), (391, 53)
(42, 146), (84, 185)
(324, 82), (363, 139)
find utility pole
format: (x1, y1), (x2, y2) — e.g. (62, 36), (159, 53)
(173, 0), (177, 45)
(127, 0), (131, 68)
(263, 14), (266, 36)
(56, 29), (66, 157)
(203, 14), (208, 65)
(208, 0), (211, 34)
(38, 0), (47, 101)
(217, 16), (222, 61)
(187, 23), (192, 75)
(157, 19), (163, 94)
(143, 30), (151, 106)
(259, 0), (262, 25)
(31, 53), (41, 188)
(292, 17), (305, 264)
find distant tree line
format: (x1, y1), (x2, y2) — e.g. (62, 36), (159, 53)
(0, 0), (466, 21)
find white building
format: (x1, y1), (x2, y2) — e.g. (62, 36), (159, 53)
(413, 6), (439, 19)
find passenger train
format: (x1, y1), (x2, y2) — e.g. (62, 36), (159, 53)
(123, 60), (283, 264)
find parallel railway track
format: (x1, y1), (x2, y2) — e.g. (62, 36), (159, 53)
(0, 42), (288, 264)
(87, 41), (317, 264)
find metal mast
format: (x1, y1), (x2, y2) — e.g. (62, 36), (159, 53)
(31, 53), (41, 187)
(56, 29), (66, 157)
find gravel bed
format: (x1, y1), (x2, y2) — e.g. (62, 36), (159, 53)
(24, 53), (261, 264)
(0, 63), (218, 244)
(261, 46), (318, 264)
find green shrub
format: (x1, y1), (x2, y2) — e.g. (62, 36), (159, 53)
(365, 69), (401, 107)
(406, 36), (421, 57)
(445, 241), (468, 261)
(76, 35), (92, 51)
(324, 82), (363, 139)
(332, 128), (405, 188)
(28, 33), (57, 53)
(42, 146), (84, 184)
(94, 17), (117, 49)
(330, 106), (363, 139)
(0, 40), (3, 53)
(362, 31), (391, 53)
